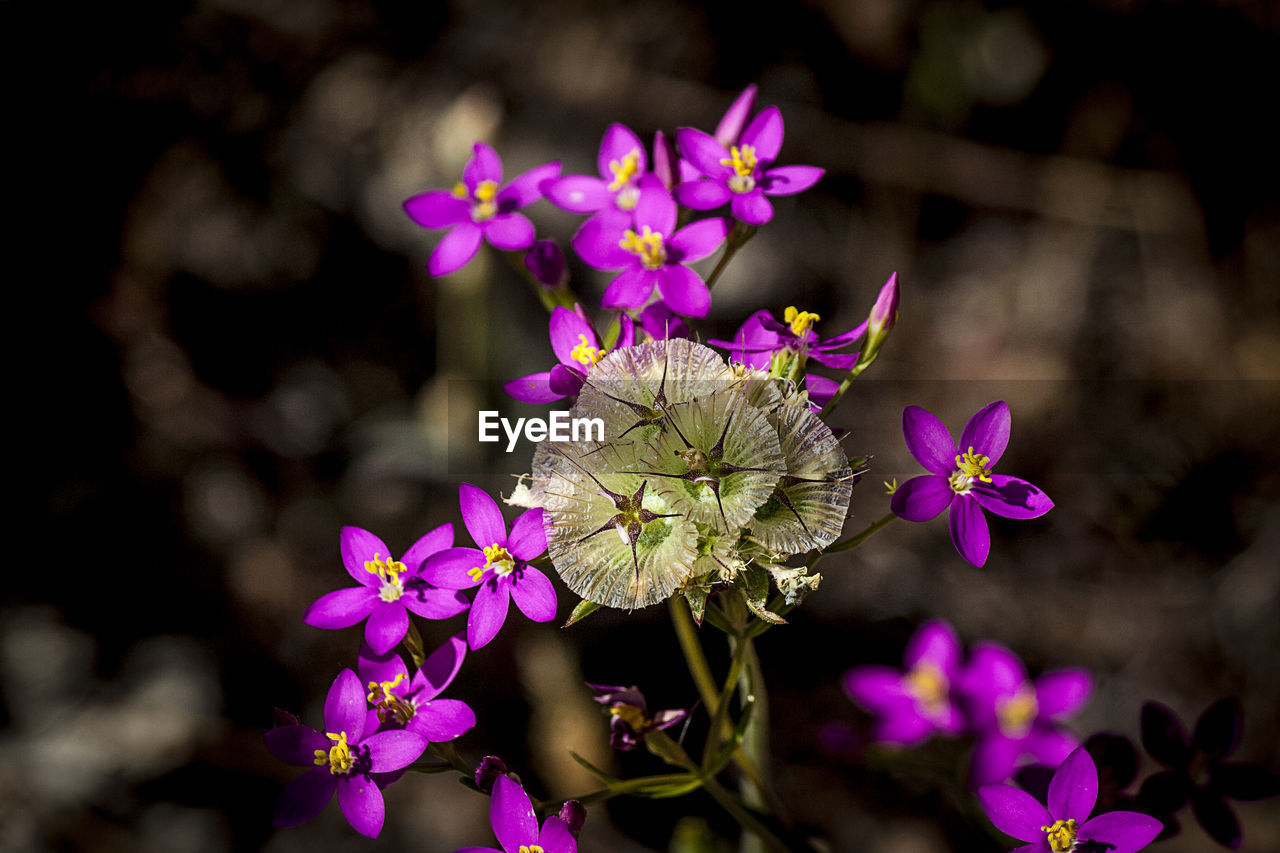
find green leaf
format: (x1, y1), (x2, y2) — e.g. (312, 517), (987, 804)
(563, 598), (602, 627)
(568, 750), (619, 784)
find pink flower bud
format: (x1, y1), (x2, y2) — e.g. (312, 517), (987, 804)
(558, 800), (587, 836)
(869, 272), (899, 336)
(523, 239), (567, 289)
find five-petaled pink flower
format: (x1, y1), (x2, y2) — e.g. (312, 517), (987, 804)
(453, 774), (577, 853)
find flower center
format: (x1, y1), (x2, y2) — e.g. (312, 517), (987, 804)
(784, 306), (821, 339)
(720, 144), (758, 192)
(609, 702), (650, 731)
(365, 553), (407, 602)
(367, 672), (416, 724)
(949, 446), (993, 494)
(471, 179), (499, 222)
(608, 148), (642, 192)
(1041, 818), (1079, 853)
(469, 544), (515, 582)
(997, 687), (1039, 738)
(314, 731), (355, 775)
(616, 185), (639, 210)
(570, 333), (605, 367)
(620, 225), (667, 270)
(904, 662), (949, 717)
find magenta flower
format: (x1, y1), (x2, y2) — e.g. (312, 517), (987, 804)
(504, 305), (634, 403)
(710, 305), (868, 371)
(890, 401), (1053, 567)
(304, 524), (469, 655)
(542, 124), (652, 229)
(674, 106), (824, 225)
(358, 634), (474, 745)
(573, 175), (728, 317)
(962, 642), (1092, 786)
(265, 669), (427, 837)
(420, 484), (556, 650)
(713, 84), (758, 148)
(455, 774), (577, 853)
(403, 143), (561, 277)
(587, 683), (689, 751)
(842, 620), (966, 747)
(978, 746), (1162, 853)
(523, 239), (567, 289)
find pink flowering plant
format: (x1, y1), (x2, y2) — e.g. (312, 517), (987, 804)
(264, 85), (1277, 850)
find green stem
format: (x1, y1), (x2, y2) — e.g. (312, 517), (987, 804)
(818, 512), (898, 557)
(702, 776), (815, 853)
(701, 633), (750, 772)
(704, 222), (757, 292)
(428, 741), (474, 777)
(817, 352), (877, 418)
(540, 772), (699, 812)
(500, 249), (580, 312)
(670, 597), (720, 712)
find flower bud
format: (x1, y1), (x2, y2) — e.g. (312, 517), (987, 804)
(558, 800), (587, 836)
(523, 239), (567, 289)
(474, 755), (510, 794)
(868, 272), (899, 338)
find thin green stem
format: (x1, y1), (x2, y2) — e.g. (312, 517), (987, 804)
(500, 249), (580, 313)
(817, 352), (878, 418)
(541, 772), (699, 812)
(670, 597), (720, 712)
(818, 511), (898, 557)
(702, 634), (749, 772)
(704, 222), (757, 291)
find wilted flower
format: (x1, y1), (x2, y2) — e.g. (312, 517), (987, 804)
(304, 525), (469, 655)
(455, 774), (577, 853)
(842, 620), (965, 746)
(588, 682), (689, 751)
(962, 641), (1091, 786)
(403, 142), (560, 276)
(890, 401), (1053, 567)
(265, 669), (427, 837)
(978, 746), (1162, 853)
(504, 305), (634, 403)
(420, 484), (555, 649)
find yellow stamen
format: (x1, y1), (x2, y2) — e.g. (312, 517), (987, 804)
(570, 333), (604, 367)
(997, 687), (1039, 738)
(472, 179), (499, 221)
(607, 148), (641, 192)
(950, 446), (994, 494)
(620, 225), (667, 270)
(451, 182), (468, 199)
(720, 144), (758, 193)
(470, 543), (515, 583)
(314, 731), (355, 775)
(904, 662), (949, 717)
(784, 306), (821, 338)
(367, 673), (414, 723)
(1041, 818), (1079, 853)
(365, 553), (407, 602)
(609, 703), (650, 731)
(518, 846), (546, 853)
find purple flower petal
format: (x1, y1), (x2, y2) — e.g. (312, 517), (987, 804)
(401, 522), (454, 572)
(842, 666), (911, 712)
(816, 318), (870, 348)
(674, 179), (733, 210)
(949, 495), (991, 567)
(410, 698), (476, 742)
(429, 223), (483, 276)
(761, 165), (825, 196)
(598, 123), (647, 181)
(459, 483), (507, 548)
(492, 775), (539, 852)
(507, 508), (548, 561)
(364, 729), (427, 772)
(1140, 702), (1191, 768)
(572, 216), (633, 270)
(499, 161), (561, 209)
(876, 708), (936, 746)
(365, 600), (409, 655)
(655, 265), (710, 318)
(1079, 811), (1163, 853)
(419, 547), (485, 589)
(1028, 726), (1079, 769)
(538, 815), (578, 853)
(324, 669), (368, 742)
(468, 579), (511, 650)
(337, 774), (385, 838)
(543, 175), (612, 213)
(341, 526), (391, 586)
(273, 766), (336, 827)
(549, 307), (596, 367)
(889, 474), (953, 522)
(668, 217), (729, 263)
(730, 189), (773, 224)
(505, 372), (563, 404)
(483, 213), (535, 251)
(404, 191), (470, 229)
(1194, 697), (1242, 757)
(415, 634), (468, 700)
(971, 475), (1054, 519)
(401, 583), (469, 620)
(1034, 669), (1092, 718)
(740, 105), (784, 162)
(357, 643), (409, 693)
(976, 783), (1052, 842)
(901, 406), (958, 475)
(959, 400), (1011, 465)
(904, 620), (961, 677)
(807, 350), (860, 371)
(304, 586), (377, 629)
(265, 724), (330, 766)
(675, 127), (732, 180)
(633, 175), (677, 234)
(714, 84), (756, 148)
(1048, 746), (1098, 823)
(511, 565), (557, 622)
(972, 731), (1024, 786)
(548, 364), (586, 397)
(804, 374), (838, 411)
(652, 129), (678, 189)
(602, 266), (658, 311)
(464, 142), (502, 189)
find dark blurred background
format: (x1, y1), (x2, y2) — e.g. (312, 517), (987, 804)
(12, 0), (1280, 850)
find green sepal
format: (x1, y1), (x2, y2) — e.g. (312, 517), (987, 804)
(564, 598), (602, 628)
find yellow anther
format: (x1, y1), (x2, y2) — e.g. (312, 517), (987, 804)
(905, 662), (949, 716)
(365, 553), (406, 582)
(467, 566), (485, 583)
(472, 179), (499, 221)
(451, 182), (468, 199)
(620, 225), (667, 270)
(570, 334), (604, 367)
(784, 306), (821, 338)
(608, 148), (641, 192)
(953, 447), (994, 486)
(1040, 818), (1079, 852)
(997, 688), (1039, 738)
(609, 703), (650, 731)
(719, 144), (758, 178)
(474, 544), (515, 580)
(366, 672), (408, 706)
(518, 846), (546, 853)
(316, 731), (355, 775)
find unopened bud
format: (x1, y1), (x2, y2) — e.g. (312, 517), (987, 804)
(558, 800), (587, 836)
(523, 239), (567, 289)
(869, 272), (899, 337)
(474, 755), (510, 794)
